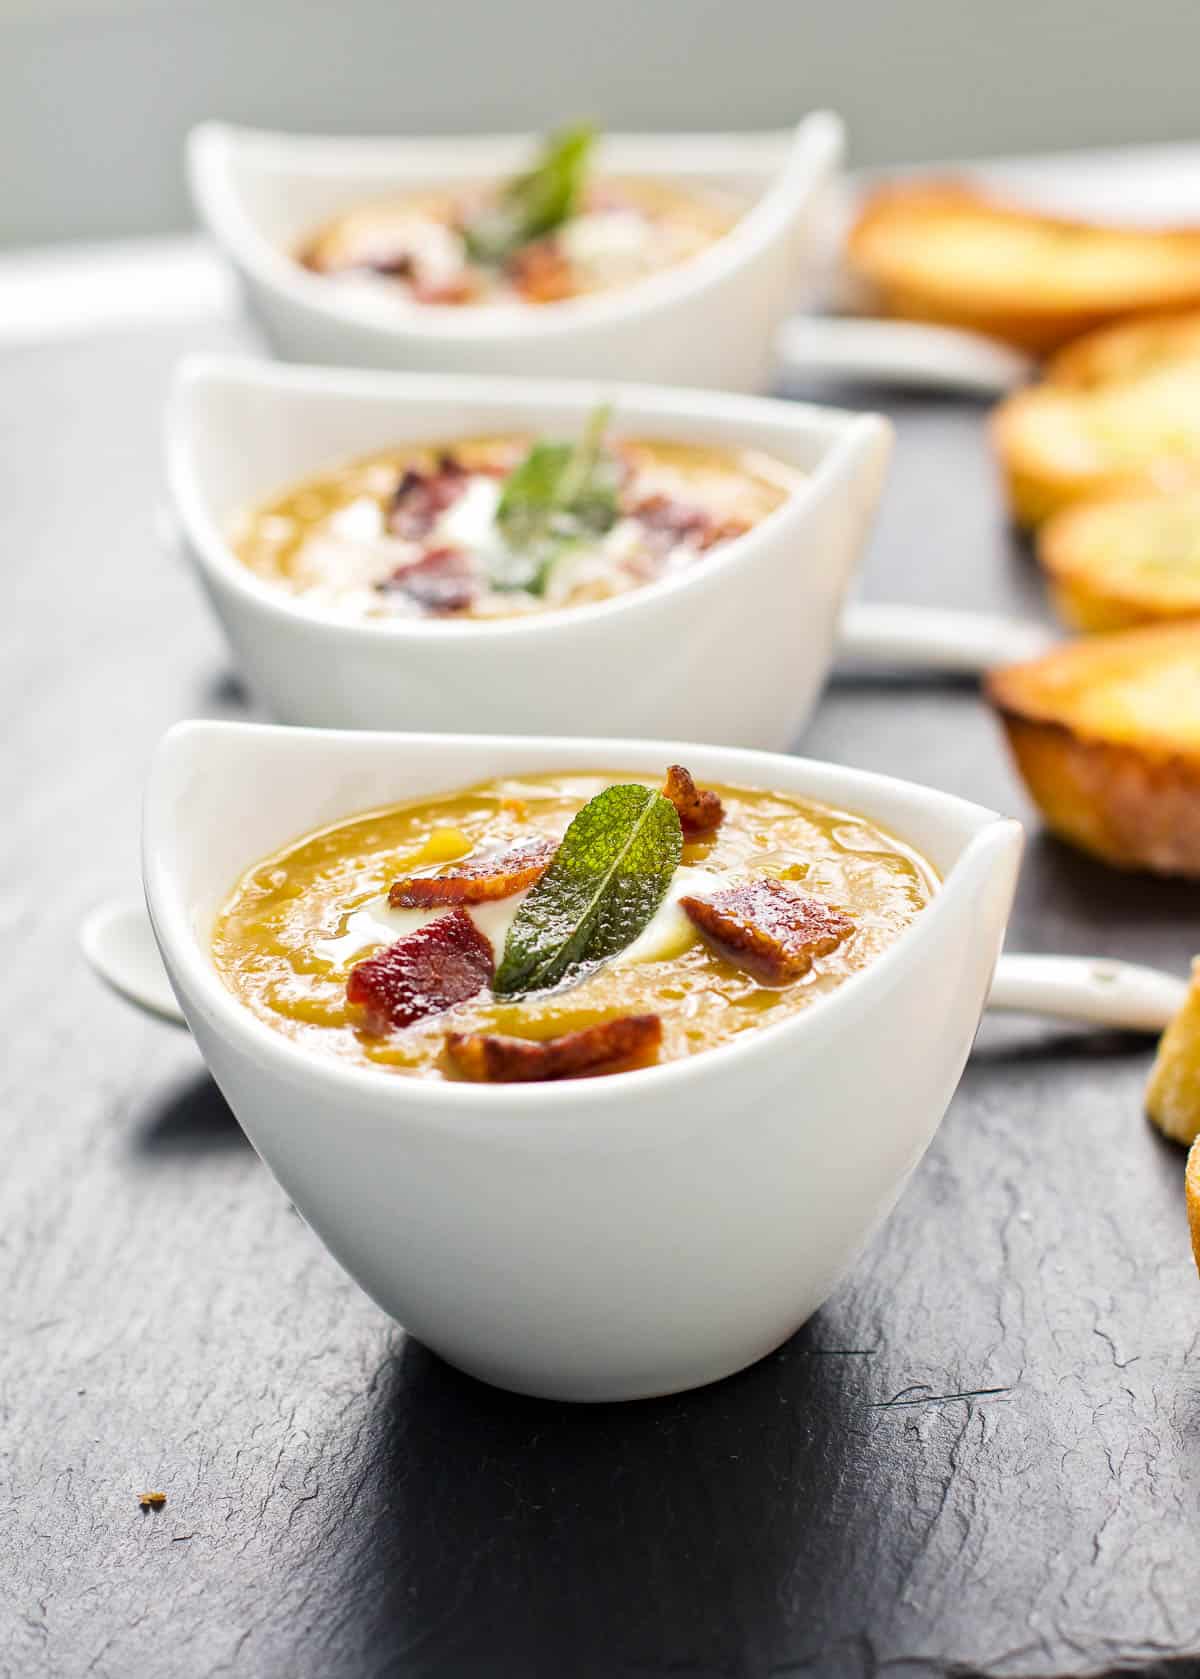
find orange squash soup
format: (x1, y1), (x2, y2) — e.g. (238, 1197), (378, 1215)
(212, 768), (937, 1084)
(229, 421), (798, 621)
(299, 126), (738, 308)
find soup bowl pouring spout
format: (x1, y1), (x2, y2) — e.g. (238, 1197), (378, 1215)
(144, 722), (1022, 1402)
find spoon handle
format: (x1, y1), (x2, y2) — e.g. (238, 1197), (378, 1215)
(838, 602), (1055, 676)
(775, 315), (1033, 396)
(988, 953), (1188, 1032)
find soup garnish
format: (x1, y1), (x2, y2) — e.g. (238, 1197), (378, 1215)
(460, 124), (594, 268)
(229, 411), (797, 621)
(212, 768), (938, 1083)
(299, 124), (738, 308)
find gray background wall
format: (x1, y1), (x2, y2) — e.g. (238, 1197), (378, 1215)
(3, 0), (1197, 248)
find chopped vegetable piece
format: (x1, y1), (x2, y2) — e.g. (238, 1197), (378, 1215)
(462, 125), (595, 266)
(446, 1014), (662, 1082)
(388, 837), (556, 908)
(680, 879), (853, 983)
(662, 764), (725, 835)
(346, 909), (494, 1033)
(494, 783), (682, 997)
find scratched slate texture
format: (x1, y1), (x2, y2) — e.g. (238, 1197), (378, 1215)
(3, 318), (1200, 1679)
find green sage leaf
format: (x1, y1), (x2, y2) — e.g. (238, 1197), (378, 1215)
(491, 404), (621, 593)
(462, 124), (595, 267)
(494, 783), (683, 996)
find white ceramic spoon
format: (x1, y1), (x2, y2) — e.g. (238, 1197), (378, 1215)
(775, 316), (1034, 397)
(80, 901), (184, 1024)
(81, 900), (1189, 1037)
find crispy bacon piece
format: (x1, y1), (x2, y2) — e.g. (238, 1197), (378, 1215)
(388, 837), (555, 908)
(346, 909), (494, 1034)
(509, 240), (576, 303)
(445, 1014), (663, 1083)
(694, 516), (750, 552)
(626, 493), (750, 555)
(366, 251), (416, 279)
(382, 545), (477, 614)
(680, 879), (853, 983)
(411, 273), (478, 306)
(662, 764), (725, 836)
(387, 457), (468, 540)
(628, 491), (713, 546)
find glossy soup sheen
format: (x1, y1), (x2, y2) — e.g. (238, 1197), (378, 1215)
(211, 773), (939, 1080)
(228, 436), (799, 621)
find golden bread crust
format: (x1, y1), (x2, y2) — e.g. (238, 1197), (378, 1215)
(1147, 958), (1200, 1144)
(1039, 488), (1200, 632)
(992, 309), (1200, 526)
(1186, 1138), (1200, 1275)
(847, 185), (1200, 354)
(987, 625), (1200, 874)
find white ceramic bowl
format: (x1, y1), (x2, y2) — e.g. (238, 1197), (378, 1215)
(167, 356), (891, 747)
(187, 116), (840, 390)
(144, 722), (1022, 1402)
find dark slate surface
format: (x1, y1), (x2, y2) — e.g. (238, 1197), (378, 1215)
(4, 316), (1200, 1679)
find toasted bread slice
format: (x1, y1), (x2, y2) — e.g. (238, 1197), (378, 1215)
(846, 184), (1200, 355)
(993, 310), (1200, 525)
(1147, 958), (1200, 1144)
(1186, 1139), (1200, 1275)
(1040, 487), (1200, 631)
(987, 623), (1200, 874)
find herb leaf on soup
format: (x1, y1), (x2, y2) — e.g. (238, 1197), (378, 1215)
(462, 125), (595, 267)
(494, 784), (683, 996)
(490, 404), (621, 594)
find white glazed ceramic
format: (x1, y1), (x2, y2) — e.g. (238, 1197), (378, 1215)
(776, 317), (1034, 396)
(166, 356), (891, 747)
(188, 116), (842, 391)
(143, 721), (1023, 1402)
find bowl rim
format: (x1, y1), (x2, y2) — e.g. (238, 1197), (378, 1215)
(165, 352), (890, 644)
(143, 721), (1020, 1129)
(186, 112), (842, 344)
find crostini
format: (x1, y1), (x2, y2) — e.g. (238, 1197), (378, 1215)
(993, 309), (1200, 526)
(846, 183), (1200, 355)
(1039, 486), (1200, 631)
(1147, 959), (1200, 1145)
(987, 622), (1200, 875)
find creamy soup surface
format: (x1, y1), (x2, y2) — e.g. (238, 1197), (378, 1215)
(300, 178), (738, 308)
(229, 435), (799, 621)
(212, 772), (938, 1082)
